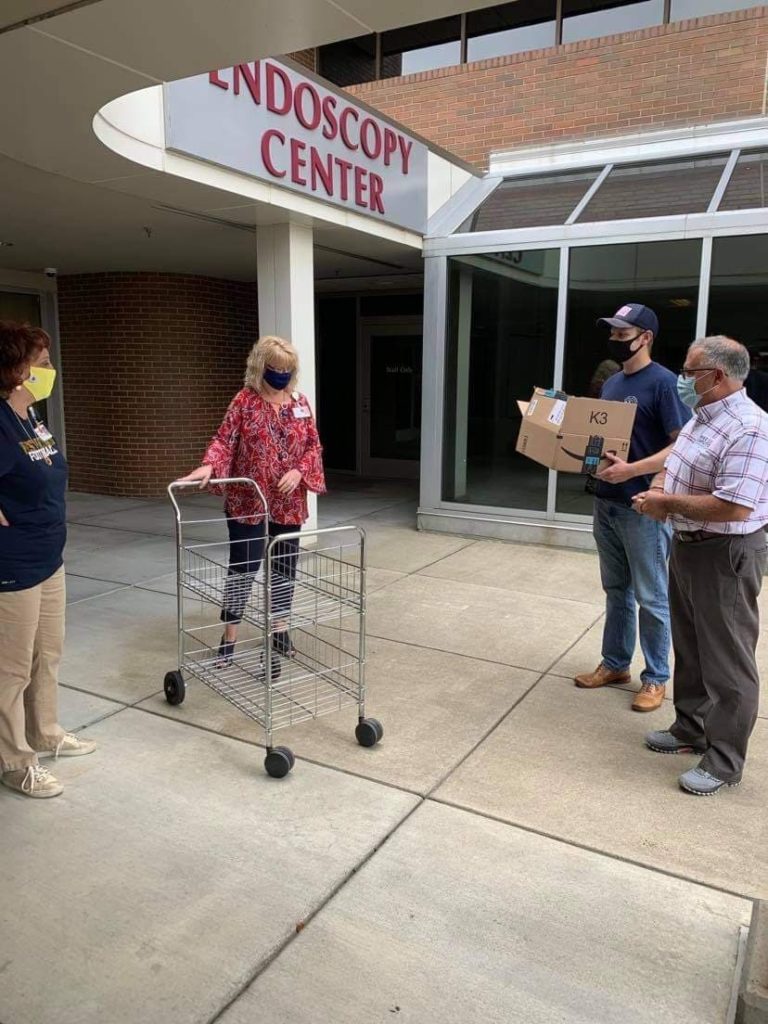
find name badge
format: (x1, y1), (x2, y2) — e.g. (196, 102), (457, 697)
(35, 423), (53, 441)
(293, 406), (310, 419)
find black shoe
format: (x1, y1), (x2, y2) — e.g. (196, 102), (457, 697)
(257, 649), (282, 682)
(272, 631), (296, 658)
(216, 635), (234, 666)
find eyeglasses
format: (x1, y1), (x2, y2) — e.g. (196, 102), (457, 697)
(679, 366), (718, 379)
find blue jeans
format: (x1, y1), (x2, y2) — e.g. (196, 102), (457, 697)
(593, 498), (672, 685)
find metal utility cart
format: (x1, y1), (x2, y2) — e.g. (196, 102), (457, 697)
(164, 478), (382, 777)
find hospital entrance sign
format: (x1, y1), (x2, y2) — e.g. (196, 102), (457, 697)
(164, 60), (428, 233)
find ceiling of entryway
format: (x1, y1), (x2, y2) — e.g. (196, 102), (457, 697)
(0, 0), (491, 281)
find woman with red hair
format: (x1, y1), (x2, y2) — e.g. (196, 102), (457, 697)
(0, 322), (95, 800)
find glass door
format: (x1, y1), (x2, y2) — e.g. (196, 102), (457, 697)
(360, 320), (422, 478)
(441, 250), (559, 511)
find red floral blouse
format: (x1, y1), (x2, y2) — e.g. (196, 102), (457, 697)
(203, 388), (325, 525)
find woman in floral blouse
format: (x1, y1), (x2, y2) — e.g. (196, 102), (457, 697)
(178, 336), (325, 661)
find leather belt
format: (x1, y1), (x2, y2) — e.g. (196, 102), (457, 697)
(675, 529), (765, 543)
(675, 530), (725, 543)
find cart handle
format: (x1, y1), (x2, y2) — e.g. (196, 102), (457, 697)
(167, 477), (268, 522)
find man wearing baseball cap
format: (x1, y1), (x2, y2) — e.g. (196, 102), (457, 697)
(574, 302), (690, 711)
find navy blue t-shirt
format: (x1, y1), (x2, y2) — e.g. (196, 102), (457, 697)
(0, 401), (67, 592)
(596, 361), (690, 505)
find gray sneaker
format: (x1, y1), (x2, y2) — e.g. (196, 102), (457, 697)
(679, 766), (740, 796)
(2, 764), (63, 798)
(645, 729), (706, 754)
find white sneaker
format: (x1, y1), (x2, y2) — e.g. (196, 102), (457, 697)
(40, 733), (97, 759)
(2, 764), (63, 798)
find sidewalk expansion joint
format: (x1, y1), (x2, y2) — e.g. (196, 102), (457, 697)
(205, 798), (425, 1024)
(337, 620), (603, 675)
(428, 792), (759, 905)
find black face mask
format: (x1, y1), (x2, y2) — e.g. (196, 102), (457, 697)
(607, 333), (645, 364)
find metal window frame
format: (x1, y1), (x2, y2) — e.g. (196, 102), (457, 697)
(489, 118), (768, 178)
(420, 225), (768, 528)
(426, 173), (502, 238)
(707, 148), (740, 212)
(421, 228), (716, 524)
(338, 3), (756, 85)
(421, 123), (768, 529)
(565, 163), (613, 224)
(696, 236), (713, 339)
(426, 207), (768, 257)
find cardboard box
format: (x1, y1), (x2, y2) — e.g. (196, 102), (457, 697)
(516, 387), (636, 474)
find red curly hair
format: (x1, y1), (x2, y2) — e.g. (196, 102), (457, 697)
(0, 321), (50, 399)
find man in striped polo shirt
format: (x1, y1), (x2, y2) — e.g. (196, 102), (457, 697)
(632, 336), (768, 796)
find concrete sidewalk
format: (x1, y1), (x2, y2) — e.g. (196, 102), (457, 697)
(1, 480), (765, 1024)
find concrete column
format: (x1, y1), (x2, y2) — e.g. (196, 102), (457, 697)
(256, 222), (318, 528)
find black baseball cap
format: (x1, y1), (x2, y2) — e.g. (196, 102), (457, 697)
(597, 303), (659, 337)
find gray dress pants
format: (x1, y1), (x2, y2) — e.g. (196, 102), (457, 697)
(668, 530), (766, 782)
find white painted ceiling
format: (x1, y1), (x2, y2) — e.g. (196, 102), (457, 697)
(0, 0), (493, 281)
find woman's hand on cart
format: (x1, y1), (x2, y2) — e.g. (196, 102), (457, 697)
(277, 469), (301, 495)
(175, 464), (214, 489)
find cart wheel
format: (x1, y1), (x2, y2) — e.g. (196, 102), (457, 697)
(264, 747), (293, 778)
(164, 670), (186, 706)
(274, 745), (296, 769)
(355, 718), (382, 748)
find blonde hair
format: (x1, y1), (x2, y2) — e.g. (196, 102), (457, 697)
(245, 335), (299, 394)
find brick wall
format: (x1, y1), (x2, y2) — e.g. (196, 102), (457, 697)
(286, 48), (317, 72)
(346, 8), (768, 170)
(57, 273), (257, 497)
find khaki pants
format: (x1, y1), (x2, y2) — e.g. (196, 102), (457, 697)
(0, 566), (67, 771)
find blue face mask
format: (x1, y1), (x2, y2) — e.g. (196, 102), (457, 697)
(263, 368), (292, 391)
(676, 374), (700, 408)
(676, 369), (717, 409)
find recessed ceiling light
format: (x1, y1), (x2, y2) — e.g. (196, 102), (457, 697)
(669, 298), (692, 307)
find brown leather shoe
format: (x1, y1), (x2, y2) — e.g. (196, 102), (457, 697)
(574, 663), (631, 689)
(631, 682), (666, 712)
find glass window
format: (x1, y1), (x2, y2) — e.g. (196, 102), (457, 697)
(399, 39), (461, 75)
(718, 150), (768, 211)
(318, 35), (377, 87)
(443, 250), (560, 510)
(562, 0), (664, 43)
(557, 239), (700, 515)
(0, 291), (41, 324)
(466, 1), (556, 62)
(670, 0), (764, 21)
(380, 16), (461, 78)
(576, 155), (728, 222)
(461, 169), (601, 232)
(708, 235), (768, 412)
